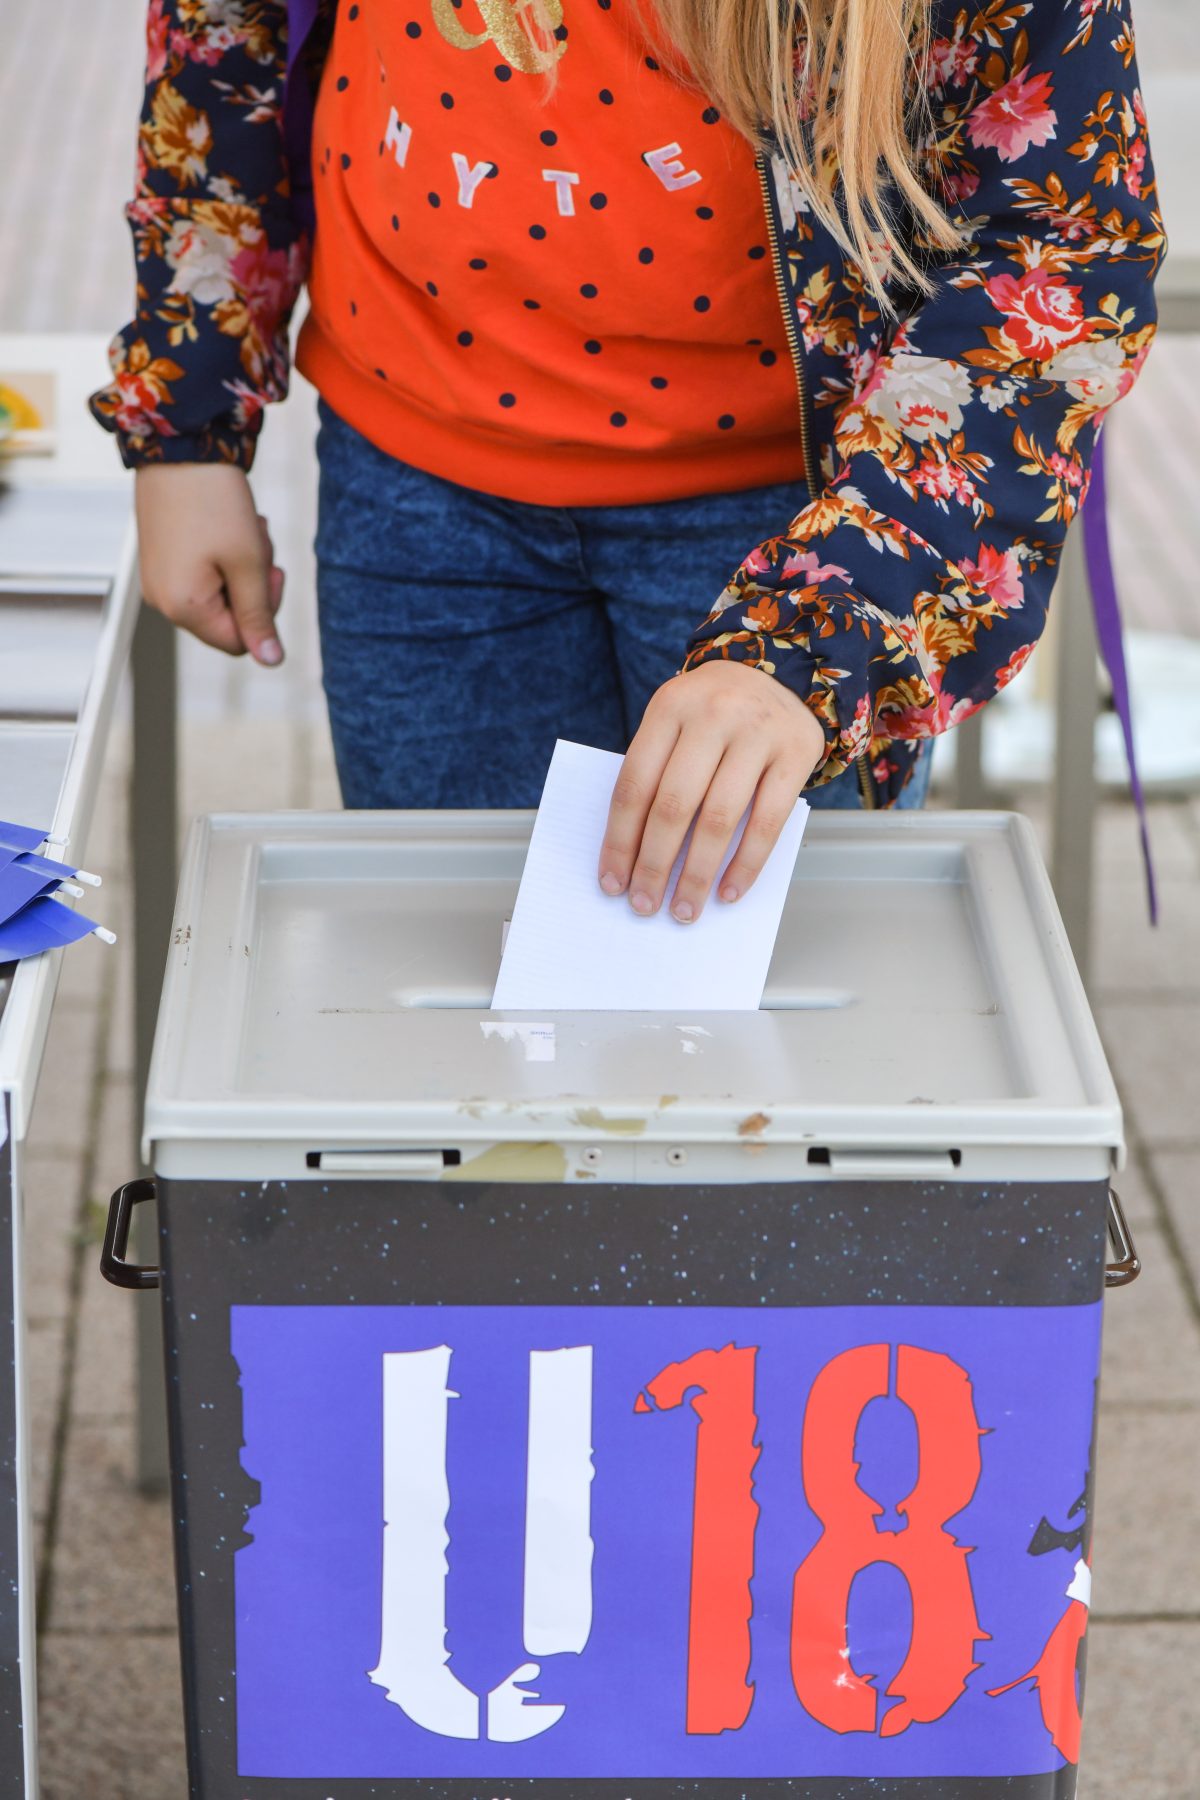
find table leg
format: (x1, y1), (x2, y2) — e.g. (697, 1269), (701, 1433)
(1050, 523), (1100, 988)
(952, 707), (988, 809)
(130, 603), (177, 1494)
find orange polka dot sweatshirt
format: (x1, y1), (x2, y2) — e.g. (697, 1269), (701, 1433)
(294, 0), (805, 505)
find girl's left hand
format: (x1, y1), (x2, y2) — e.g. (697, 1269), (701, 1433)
(597, 661), (828, 923)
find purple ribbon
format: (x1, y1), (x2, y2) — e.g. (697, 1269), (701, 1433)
(284, 0), (321, 237)
(1081, 430), (1158, 926)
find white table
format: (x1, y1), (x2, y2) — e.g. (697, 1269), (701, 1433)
(0, 332), (174, 1791)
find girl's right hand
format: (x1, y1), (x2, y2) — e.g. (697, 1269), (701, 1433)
(134, 463), (285, 665)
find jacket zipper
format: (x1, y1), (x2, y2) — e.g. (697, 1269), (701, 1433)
(755, 149), (816, 504)
(756, 148), (879, 812)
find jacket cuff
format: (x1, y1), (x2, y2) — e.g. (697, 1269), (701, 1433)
(88, 391), (260, 472)
(681, 636), (846, 785)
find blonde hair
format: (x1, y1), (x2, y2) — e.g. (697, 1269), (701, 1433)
(645, 0), (966, 308)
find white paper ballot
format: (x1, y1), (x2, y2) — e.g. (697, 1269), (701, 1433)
(492, 740), (810, 1012)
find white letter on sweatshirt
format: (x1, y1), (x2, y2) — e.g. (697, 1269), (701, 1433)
(385, 107), (413, 169)
(643, 142), (701, 191)
(453, 152), (494, 208)
(542, 169), (580, 216)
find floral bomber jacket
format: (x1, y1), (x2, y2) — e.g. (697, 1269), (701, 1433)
(92, 0), (1167, 807)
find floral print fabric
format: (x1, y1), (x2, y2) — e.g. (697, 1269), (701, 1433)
(681, 1), (1165, 799)
(91, 0), (1165, 805)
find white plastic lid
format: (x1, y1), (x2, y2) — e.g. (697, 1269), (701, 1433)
(145, 809), (1122, 1163)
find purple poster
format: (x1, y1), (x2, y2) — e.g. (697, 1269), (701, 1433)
(231, 1303), (1101, 1781)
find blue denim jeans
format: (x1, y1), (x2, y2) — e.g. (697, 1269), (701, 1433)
(315, 400), (933, 812)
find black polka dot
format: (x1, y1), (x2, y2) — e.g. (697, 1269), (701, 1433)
(650, 376), (668, 389)
(584, 339), (602, 354)
(457, 330), (473, 346)
(405, 20), (421, 36)
(759, 349), (777, 366)
(696, 205), (714, 220)
(638, 246), (654, 264)
(747, 244), (766, 260)
(336, 75), (349, 92)
(718, 414), (735, 429)
(494, 64), (512, 81)
(701, 106), (720, 124)
(348, 2), (359, 15)
(540, 129), (558, 146)
(374, 367), (386, 379)
(349, 299), (357, 316)
(523, 298), (540, 309)
(529, 223), (547, 239)
(589, 192), (608, 209)
(645, 56), (659, 71)
(486, 164), (499, 178)
(499, 392), (516, 407)
(599, 89), (614, 105)
(324, 146), (331, 162)
(427, 192), (441, 208)
(580, 282), (598, 298)
(745, 337), (763, 346)
(694, 294), (711, 312)
(391, 214), (399, 231)
(469, 257), (487, 269)
(598, 0), (611, 8)
(340, 152), (351, 170)
(440, 92), (454, 109)
(426, 280), (438, 296)
(554, 22), (568, 39)
(610, 412), (627, 427)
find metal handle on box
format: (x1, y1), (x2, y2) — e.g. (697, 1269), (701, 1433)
(1105, 1186), (1140, 1289)
(100, 1179), (161, 1290)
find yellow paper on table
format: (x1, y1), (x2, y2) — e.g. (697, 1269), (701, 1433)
(0, 371), (57, 456)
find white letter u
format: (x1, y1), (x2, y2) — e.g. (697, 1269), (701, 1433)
(368, 1344), (595, 1741)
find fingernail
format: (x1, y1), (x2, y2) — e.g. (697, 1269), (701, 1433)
(630, 890), (655, 916)
(719, 883), (739, 903)
(599, 871), (623, 896)
(672, 900), (693, 923)
(257, 637), (283, 666)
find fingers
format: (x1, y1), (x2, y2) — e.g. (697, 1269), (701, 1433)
(225, 545), (285, 666)
(624, 731), (725, 918)
(715, 758), (802, 906)
(597, 707), (681, 898)
(181, 578), (249, 657)
(133, 468), (286, 665)
(668, 748), (766, 923)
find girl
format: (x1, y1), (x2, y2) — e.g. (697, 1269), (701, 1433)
(93, 0), (1164, 924)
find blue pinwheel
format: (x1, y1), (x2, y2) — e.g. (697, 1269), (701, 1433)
(0, 820), (112, 962)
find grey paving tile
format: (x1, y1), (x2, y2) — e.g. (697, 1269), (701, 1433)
(37, 1630), (186, 1800)
(26, 1314), (65, 1541)
(181, 717), (302, 819)
(1093, 875), (1200, 999)
(1148, 1144), (1200, 1297)
(43, 1418), (177, 1635)
(23, 999), (106, 1165)
(90, 1070), (137, 1214)
(20, 1155), (79, 1328)
(1096, 799), (1199, 880)
(71, 1233), (135, 1423)
(1095, 1001), (1200, 1148)
(1080, 1622), (1200, 1799)
(1091, 1407), (1200, 1617)
(1099, 1220), (1200, 1404)
(103, 935), (136, 1084)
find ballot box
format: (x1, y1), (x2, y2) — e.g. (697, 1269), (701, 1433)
(101, 807), (1139, 1800)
